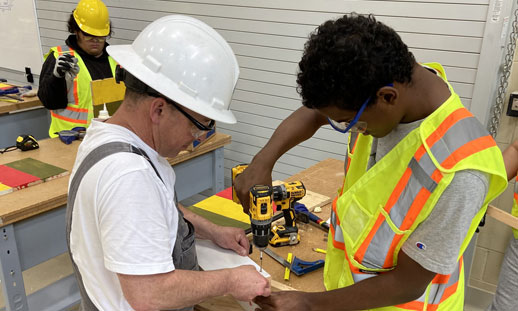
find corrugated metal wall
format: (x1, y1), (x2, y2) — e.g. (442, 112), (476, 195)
(34, 0), (492, 184)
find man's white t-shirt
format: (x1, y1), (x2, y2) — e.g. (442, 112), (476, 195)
(69, 120), (179, 310)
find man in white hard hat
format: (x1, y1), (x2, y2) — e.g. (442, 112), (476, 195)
(66, 15), (270, 310)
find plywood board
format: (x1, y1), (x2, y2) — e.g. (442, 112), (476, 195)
(0, 96), (42, 114)
(487, 205), (518, 229)
(272, 180), (331, 212)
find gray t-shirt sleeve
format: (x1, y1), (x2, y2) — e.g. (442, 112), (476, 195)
(401, 169), (489, 275)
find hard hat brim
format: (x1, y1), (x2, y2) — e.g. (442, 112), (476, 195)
(107, 44), (237, 125)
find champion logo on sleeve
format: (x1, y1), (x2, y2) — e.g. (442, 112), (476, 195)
(416, 242), (427, 250)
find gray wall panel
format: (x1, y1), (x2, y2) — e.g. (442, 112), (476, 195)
(32, 0), (508, 183)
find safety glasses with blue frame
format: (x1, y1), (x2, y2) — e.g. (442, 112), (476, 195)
(327, 84), (393, 134)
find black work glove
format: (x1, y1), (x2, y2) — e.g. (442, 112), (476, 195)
(53, 53), (80, 79)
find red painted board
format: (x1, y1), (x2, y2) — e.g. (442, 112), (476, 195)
(0, 165), (42, 190)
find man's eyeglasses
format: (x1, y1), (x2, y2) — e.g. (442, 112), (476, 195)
(79, 30), (108, 42)
(164, 98), (215, 132)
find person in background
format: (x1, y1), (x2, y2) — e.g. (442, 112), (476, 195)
(38, 0), (117, 138)
(235, 14), (508, 310)
(487, 139), (518, 311)
(66, 15), (270, 310)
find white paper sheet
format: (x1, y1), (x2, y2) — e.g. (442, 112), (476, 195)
(195, 239), (269, 311)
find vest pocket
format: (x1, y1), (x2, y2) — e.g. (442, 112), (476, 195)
(340, 195), (374, 248)
(349, 204), (411, 272)
(340, 199), (411, 273)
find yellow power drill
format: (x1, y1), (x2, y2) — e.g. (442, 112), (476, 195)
(232, 164), (273, 250)
(232, 164), (273, 271)
(231, 164), (306, 248)
(269, 181), (306, 247)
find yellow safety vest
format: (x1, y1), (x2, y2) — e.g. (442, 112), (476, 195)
(513, 177), (518, 239)
(44, 45), (117, 138)
(325, 63), (507, 311)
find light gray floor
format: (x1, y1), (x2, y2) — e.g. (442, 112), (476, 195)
(465, 286), (495, 311)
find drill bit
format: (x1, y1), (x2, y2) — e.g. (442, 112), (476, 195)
(260, 251), (263, 272)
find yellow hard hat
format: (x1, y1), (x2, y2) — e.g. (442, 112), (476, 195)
(73, 0), (110, 37)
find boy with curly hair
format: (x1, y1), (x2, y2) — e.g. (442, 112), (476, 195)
(236, 14), (507, 311)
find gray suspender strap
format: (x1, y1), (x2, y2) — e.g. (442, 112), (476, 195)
(66, 142), (161, 311)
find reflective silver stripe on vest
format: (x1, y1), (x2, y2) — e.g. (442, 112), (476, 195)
(52, 45), (89, 122)
(415, 261), (461, 304)
(352, 272), (376, 283)
(361, 157), (438, 269)
(56, 45), (77, 104)
(330, 209), (345, 244)
(57, 45), (72, 54)
(52, 107), (89, 122)
(67, 86), (76, 104)
(360, 114), (489, 269)
(428, 117), (489, 166)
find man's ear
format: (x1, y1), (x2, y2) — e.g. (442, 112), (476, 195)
(377, 85), (398, 106)
(149, 97), (167, 124)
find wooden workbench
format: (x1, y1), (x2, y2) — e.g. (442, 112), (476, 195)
(196, 158), (345, 310)
(0, 95), (49, 150)
(0, 132), (231, 311)
(0, 133), (230, 226)
(0, 96), (42, 115)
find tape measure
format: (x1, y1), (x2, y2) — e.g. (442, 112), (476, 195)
(0, 135), (39, 154)
(15, 135), (39, 151)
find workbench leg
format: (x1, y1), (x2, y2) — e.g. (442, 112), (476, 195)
(0, 225), (28, 311)
(212, 147), (224, 194)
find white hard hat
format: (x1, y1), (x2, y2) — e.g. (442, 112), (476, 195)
(107, 15), (238, 124)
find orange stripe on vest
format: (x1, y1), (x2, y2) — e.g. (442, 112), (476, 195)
(51, 111), (88, 124)
(65, 106), (89, 113)
(441, 135), (495, 169)
(355, 167), (412, 263)
(425, 108), (472, 148)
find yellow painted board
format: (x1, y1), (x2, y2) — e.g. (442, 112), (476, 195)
(0, 183), (12, 196)
(194, 195), (251, 224)
(90, 78), (126, 106)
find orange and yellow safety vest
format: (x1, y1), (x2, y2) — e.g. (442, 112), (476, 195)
(44, 45), (117, 138)
(325, 63), (507, 310)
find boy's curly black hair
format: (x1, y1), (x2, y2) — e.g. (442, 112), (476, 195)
(297, 13), (415, 110)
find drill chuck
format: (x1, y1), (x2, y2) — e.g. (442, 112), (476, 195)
(251, 219), (272, 250)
